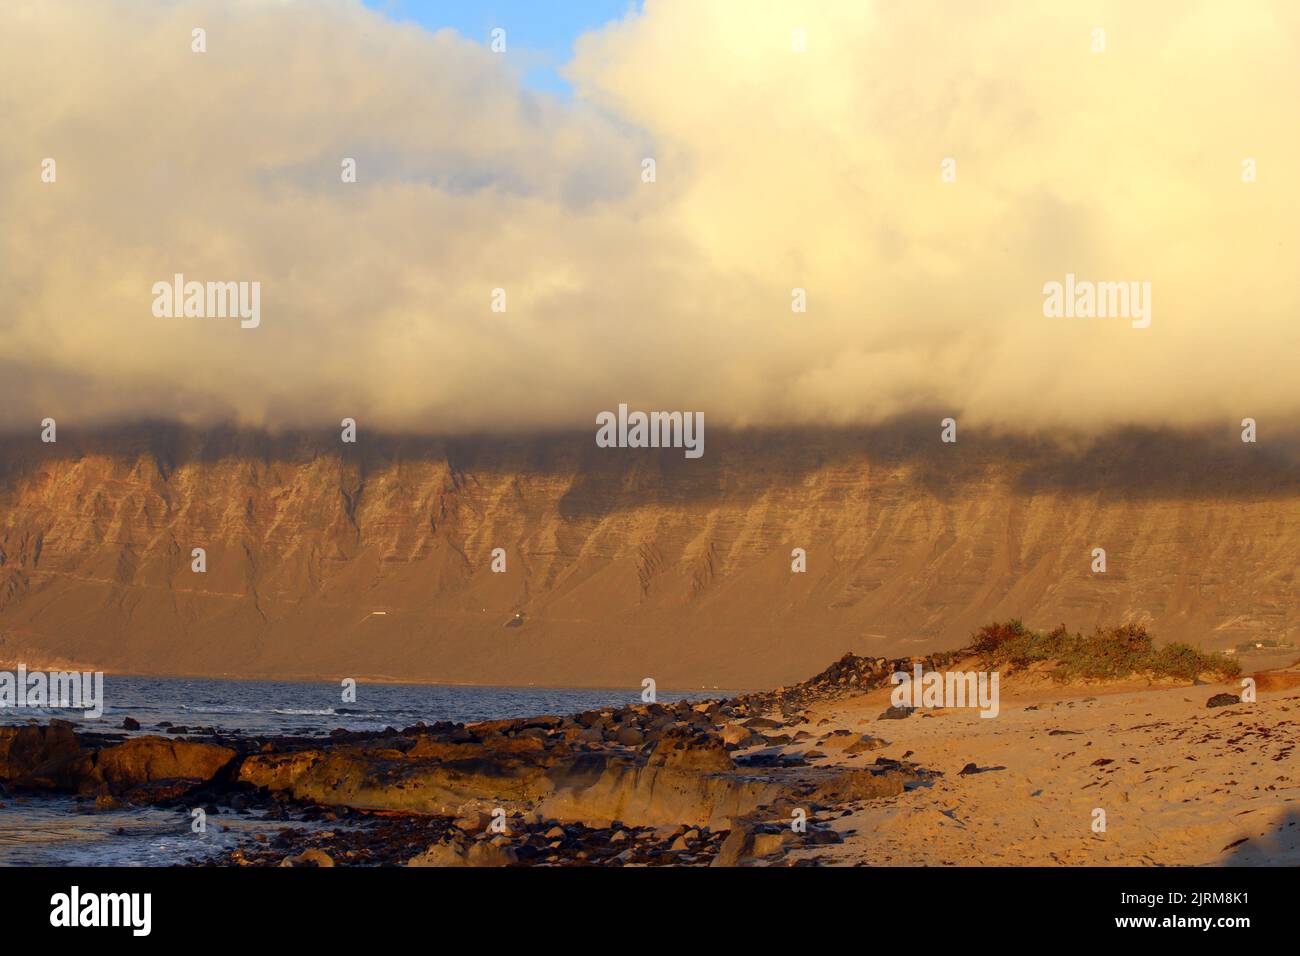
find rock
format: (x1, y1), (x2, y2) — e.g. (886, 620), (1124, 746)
(878, 706), (914, 720)
(805, 767), (911, 803)
(121, 717), (141, 731)
(669, 827), (701, 852)
(280, 848), (335, 867)
(236, 749), (323, 791)
(615, 726), (645, 747)
(82, 737), (236, 795)
(122, 778), (207, 804)
(4, 733), (233, 796)
(239, 734), (557, 815)
(732, 652), (946, 713)
(844, 735), (888, 754)
(646, 727), (733, 773)
(720, 724), (762, 749)
(734, 746), (803, 768)
(407, 838), (518, 868)
(712, 827), (756, 867)
(0, 721), (81, 780)
(711, 825), (789, 866)
(749, 831), (789, 857)
(452, 810), (493, 833)
(1206, 693), (1241, 708)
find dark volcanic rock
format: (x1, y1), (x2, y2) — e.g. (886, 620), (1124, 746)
(122, 778), (208, 805)
(731, 649), (957, 715)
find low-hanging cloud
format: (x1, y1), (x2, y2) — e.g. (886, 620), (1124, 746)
(2, 0), (1298, 435)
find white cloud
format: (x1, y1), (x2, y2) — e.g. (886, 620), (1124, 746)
(2, 0), (1298, 433)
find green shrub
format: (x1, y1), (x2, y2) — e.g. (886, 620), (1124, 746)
(968, 621), (1240, 682)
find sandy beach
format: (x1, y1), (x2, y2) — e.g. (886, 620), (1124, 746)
(773, 669), (1299, 866)
(3, 640), (1294, 867)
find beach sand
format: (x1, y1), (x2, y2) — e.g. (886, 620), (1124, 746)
(750, 671), (1300, 866)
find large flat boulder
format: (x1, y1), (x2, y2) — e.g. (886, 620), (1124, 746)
(18, 735), (236, 795)
(237, 737), (556, 814)
(0, 721), (82, 780)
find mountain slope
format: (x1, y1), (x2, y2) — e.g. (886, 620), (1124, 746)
(0, 422), (1296, 688)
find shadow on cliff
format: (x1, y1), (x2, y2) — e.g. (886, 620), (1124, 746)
(0, 416), (1297, 519)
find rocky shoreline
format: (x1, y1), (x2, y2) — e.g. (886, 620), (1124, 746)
(4, 639), (1298, 867)
(0, 652), (943, 867)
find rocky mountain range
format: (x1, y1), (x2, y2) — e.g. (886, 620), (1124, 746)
(0, 421), (1295, 689)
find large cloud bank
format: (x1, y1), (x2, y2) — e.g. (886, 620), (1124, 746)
(2, 0), (1298, 434)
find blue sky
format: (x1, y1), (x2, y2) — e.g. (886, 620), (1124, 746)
(363, 0), (641, 94)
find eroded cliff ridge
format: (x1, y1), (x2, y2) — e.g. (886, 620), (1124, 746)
(0, 421), (1295, 688)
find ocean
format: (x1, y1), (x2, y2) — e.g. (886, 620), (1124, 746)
(0, 675), (726, 866)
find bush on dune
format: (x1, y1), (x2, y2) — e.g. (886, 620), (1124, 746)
(969, 620), (1240, 682)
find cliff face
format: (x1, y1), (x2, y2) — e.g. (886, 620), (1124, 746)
(0, 423), (1296, 689)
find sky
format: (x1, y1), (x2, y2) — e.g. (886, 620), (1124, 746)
(362, 0), (640, 93)
(2, 0), (1299, 436)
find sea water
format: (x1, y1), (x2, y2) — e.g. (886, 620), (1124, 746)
(0, 676), (725, 866)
